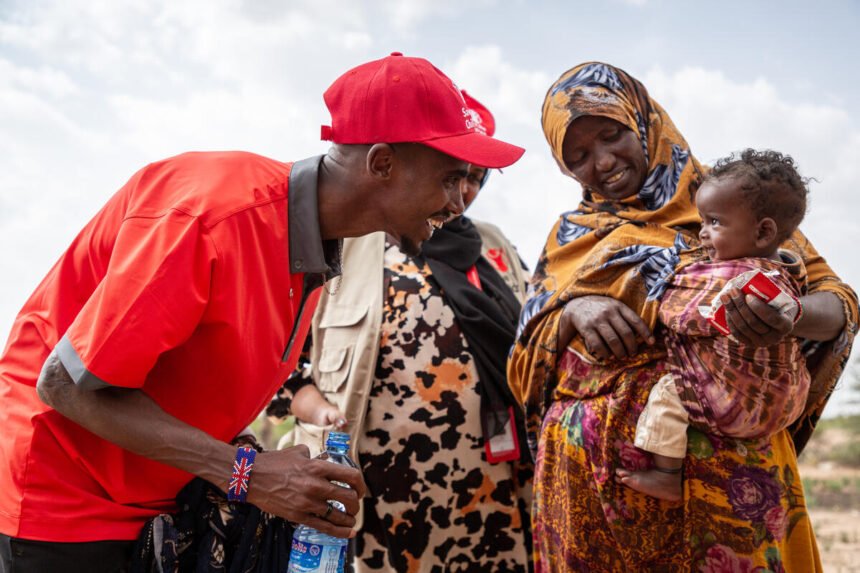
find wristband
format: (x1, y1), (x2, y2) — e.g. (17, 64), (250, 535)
(227, 446), (257, 503)
(793, 296), (803, 325)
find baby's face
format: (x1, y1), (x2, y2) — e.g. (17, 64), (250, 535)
(696, 179), (765, 261)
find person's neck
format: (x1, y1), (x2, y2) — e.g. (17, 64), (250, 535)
(316, 150), (385, 240)
(762, 244), (782, 262)
(741, 247), (780, 262)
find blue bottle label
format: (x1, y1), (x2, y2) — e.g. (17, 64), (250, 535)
(288, 538), (342, 572)
(337, 544), (347, 573)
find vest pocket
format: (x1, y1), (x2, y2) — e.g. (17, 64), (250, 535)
(315, 304), (369, 394)
(317, 345), (352, 393)
(319, 304), (367, 328)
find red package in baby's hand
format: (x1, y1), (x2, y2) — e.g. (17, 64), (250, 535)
(698, 270), (802, 336)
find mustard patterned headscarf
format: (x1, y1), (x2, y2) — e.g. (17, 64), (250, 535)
(508, 62), (707, 446)
(529, 62), (708, 324)
(542, 62), (704, 227)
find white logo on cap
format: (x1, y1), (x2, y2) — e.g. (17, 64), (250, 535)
(463, 107), (487, 135)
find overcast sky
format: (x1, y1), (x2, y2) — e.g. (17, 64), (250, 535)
(2, 0), (859, 414)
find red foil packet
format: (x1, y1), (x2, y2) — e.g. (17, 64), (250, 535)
(698, 269), (802, 336)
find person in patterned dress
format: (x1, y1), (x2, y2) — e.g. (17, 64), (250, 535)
(508, 61), (857, 572)
(269, 92), (534, 573)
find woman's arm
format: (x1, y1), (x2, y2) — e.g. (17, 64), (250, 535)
(792, 291), (846, 340)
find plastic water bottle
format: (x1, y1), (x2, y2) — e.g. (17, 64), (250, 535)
(287, 431), (358, 573)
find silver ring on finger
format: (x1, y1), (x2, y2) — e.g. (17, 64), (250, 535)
(323, 501), (333, 520)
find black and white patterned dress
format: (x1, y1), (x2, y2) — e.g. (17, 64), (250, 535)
(353, 243), (532, 573)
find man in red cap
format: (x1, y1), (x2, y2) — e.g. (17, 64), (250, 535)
(0, 53), (524, 572)
(271, 90), (534, 572)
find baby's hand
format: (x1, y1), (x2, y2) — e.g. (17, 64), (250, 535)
(314, 403), (348, 430)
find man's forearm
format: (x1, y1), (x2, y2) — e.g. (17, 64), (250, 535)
(37, 351), (235, 492)
(36, 350), (367, 538)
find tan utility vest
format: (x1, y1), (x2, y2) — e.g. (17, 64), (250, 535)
(293, 220), (529, 456)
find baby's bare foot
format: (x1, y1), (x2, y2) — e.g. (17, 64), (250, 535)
(615, 468), (682, 502)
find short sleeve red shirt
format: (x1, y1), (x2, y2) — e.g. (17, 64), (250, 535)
(0, 151), (332, 541)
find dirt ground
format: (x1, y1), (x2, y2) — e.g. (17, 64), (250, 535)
(808, 507), (860, 572)
(799, 421), (860, 572)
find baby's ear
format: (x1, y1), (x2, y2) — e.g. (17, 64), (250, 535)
(756, 217), (779, 247)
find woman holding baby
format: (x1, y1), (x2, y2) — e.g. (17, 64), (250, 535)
(508, 62), (857, 571)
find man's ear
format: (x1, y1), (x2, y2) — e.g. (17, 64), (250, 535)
(756, 217), (779, 247)
(367, 143), (395, 179)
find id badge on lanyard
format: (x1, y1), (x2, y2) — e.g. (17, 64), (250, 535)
(483, 405), (520, 463)
(466, 264), (520, 463)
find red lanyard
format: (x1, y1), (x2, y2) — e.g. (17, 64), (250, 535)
(465, 265), (483, 290)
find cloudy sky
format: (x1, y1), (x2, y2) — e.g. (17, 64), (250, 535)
(2, 0), (859, 414)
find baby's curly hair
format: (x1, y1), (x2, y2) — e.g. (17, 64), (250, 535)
(706, 149), (809, 242)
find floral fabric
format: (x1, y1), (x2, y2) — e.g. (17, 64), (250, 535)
(537, 365), (821, 572)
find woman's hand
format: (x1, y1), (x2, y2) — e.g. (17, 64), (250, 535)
(558, 295), (654, 360)
(292, 384), (347, 429)
(313, 403), (348, 430)
(720, 288), (793, 347)
(722, 290), (845, 346)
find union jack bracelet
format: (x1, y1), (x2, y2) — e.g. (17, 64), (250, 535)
(227, 447), (257, 503)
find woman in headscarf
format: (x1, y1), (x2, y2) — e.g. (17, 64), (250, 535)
(508, 62), (857, 572)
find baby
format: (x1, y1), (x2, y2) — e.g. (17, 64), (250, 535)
(617, 149), (811, 501)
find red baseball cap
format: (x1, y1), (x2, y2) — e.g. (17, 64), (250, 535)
(321, 52), (524, 169)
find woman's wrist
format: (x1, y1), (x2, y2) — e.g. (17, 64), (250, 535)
(792, 292), (846, 341)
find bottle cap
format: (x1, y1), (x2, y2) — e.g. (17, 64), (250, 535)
(326, 431), (351, 447)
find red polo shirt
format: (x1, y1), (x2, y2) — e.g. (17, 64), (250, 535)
(0, 151), (336, 541)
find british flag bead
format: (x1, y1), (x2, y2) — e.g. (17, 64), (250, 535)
(227, 446), (257, 503)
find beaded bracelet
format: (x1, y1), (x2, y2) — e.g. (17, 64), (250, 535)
(227, 446), (257, 503)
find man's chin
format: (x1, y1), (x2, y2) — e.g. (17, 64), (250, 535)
(398, 235), (422, 257)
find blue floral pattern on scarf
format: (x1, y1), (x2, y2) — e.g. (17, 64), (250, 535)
(557, 211), (592, 246)
(551, 63), (623, 95)
(639, 144), (689, 211)
(516, 290), (556, 340)
(601, 233), (689, 300)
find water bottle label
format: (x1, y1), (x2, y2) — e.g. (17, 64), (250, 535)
(288, 538), (342, 572)
(338, 544), (347, 573)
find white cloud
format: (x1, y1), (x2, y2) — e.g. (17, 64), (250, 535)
(381, 0), (496, 34)
(446, 44), (552, 129)
(0, 58), (79, 98)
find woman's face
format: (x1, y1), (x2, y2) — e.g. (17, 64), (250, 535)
(461, 165), (488, 210)
(561, 115), (648, 201)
